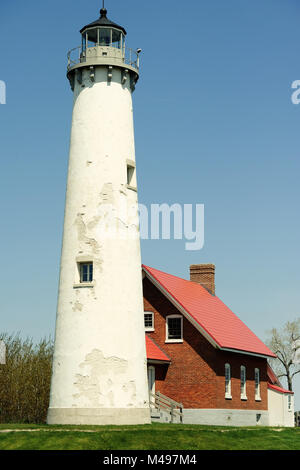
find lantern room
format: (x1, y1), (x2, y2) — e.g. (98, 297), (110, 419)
(80, 8), (126, 52)
(67, 7), (140, 90)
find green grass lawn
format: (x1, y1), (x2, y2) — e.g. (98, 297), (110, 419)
(0, 423), (300, 450)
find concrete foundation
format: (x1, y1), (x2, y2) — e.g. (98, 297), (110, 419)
(47, 407), (151, 425)
(183, 409), (269, 426)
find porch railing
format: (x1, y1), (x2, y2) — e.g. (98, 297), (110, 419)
(149, 391), (183, 423)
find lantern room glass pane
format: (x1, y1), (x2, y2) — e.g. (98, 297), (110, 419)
(86, 28), (98, 44)
(111, 29), (121, 49)
(82, 35), (86, 52)
(99, 28), (111, 46)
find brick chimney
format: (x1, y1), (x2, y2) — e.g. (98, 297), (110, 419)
(190, 264), (215, 295)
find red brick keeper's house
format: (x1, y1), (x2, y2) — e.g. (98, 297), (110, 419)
(142, 264), (294, 426)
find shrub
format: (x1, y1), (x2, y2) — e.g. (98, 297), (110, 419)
(0, 333), (53, 423)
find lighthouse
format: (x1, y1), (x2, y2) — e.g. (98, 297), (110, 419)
(47, 6), (151, 425)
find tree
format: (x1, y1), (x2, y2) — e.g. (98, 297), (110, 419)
(266, 319), (300, 391)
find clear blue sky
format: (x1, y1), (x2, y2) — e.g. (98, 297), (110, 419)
(1, 0), (300, 404)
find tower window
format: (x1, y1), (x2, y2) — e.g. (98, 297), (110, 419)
(80, 262), (93, 283)
(126, 160), (137, 190)
(127, 165), (135, 186)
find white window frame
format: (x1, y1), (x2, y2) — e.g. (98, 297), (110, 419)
(240, 365), (247, 400)
(225, 363), (232, 399)
(165, 315), (183, 343)
(255, 368), (261, 401)
(148, 366), (155, 396)
(144, 312), (154, 332)
(79, 262), (93, 283)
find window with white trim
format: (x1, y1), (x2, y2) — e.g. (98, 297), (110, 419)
(240, 365), (247, 400)
(79, 262), (93, 283)
(144, 312), (154, 331)
(166, 315), (183, 342)
(255, 368), (261, 401)
(225, 363), (232, 399)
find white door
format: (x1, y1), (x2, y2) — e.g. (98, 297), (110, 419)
(147, 366), (155, 395)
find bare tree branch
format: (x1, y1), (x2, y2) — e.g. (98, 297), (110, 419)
(292, 369), (300, 379)
(266, 318), (300, 392)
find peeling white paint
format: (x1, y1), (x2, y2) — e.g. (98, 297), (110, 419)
(72, 301), (83, 312)
(72, 349), (137, 408)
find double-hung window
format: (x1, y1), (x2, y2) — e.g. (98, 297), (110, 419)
(240, 366), (247, 400)
(80, 262), (93, 283)
(225, 363), (232, 399)
(255, 368), (261, 401)
(166, 315), (183, 343)
(144, 312), (154, 331)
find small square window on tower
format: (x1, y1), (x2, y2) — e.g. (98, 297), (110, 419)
(126, 159), (137, 190)
(80, 262), (93, 283)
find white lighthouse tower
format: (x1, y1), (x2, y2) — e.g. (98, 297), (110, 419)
(47, 6), (150, 425)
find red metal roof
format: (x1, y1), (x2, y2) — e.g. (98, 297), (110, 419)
(143, 265), (276, 359)
(268, 383), (294, 395)
(145, 335), (171, 363)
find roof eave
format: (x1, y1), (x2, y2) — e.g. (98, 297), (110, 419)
(147, 359), (171, 365)
(80, 25), (127, 35)
(268, 383), (294, 395)
(220, 346), (277, 360)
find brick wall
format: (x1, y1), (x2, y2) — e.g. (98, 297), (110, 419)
(144, 277), (268, 410)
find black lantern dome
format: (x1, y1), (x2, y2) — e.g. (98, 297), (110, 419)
(80, 8), (127, 38)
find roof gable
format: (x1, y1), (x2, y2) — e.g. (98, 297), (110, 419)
(143, 265), (276, 359)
